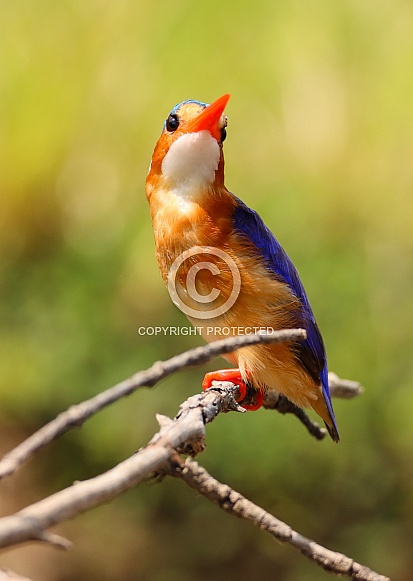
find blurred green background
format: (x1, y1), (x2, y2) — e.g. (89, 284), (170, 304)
(1, 1), (412, 579)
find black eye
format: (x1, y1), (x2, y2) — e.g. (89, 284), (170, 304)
(166, 113), (180, 132)
(220, 127), (227, 142)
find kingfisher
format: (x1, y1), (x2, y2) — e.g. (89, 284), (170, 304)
(146, 94), (339, 442)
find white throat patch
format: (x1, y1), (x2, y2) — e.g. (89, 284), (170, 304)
(161, 131), (220, 195)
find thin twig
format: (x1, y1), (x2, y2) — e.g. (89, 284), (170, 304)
(263, 392), (328, 439)
(166, 458), (390, 581)
(329, 372), (363, 398)
(0, 330), (305, 480)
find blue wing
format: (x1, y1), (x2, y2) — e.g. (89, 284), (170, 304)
(232, 198), (338, 435)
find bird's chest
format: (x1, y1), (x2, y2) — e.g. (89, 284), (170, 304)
(151, 191), (228, 276)
(150, 191), (237, 317)
(152, 198), (202, 275)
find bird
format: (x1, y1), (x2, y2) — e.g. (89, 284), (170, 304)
(146, 94), (339, 442)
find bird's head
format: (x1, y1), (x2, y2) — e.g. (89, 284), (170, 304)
(147, 94), (230, 197)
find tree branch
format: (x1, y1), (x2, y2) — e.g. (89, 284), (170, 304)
(165, 457), (390, 581)
(0, 329), (306, 480)
(0, 331), (380, 578)
(328, 372), (363, 398)
(0, 388), (238, 549)
(0, 383), (389, 580)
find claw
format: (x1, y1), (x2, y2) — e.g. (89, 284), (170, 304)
(202, 369), (264, 411)
(242, 389), (264, 411)
(202, 368), (247, 400)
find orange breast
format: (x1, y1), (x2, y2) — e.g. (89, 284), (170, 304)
(148, 184), (329, 419)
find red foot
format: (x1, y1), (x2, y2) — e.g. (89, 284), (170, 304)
(202, 369), (247, 400)
(202, 369), (264, 411)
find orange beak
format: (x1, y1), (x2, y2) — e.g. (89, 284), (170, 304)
(186, 94), (230, 141)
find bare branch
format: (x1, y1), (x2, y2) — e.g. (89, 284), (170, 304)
(0, 329), (305, 480)
(166, 458), (390, 581)
(0, 380), (387, 580)
(0, 388), (237, 549)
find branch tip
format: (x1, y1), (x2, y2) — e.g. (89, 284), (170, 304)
(156, 414), (174, 429)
